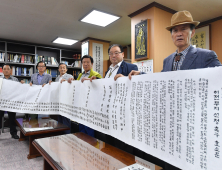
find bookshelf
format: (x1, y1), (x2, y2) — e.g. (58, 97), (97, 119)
(0, 41), (5, 52)
(61, 49), (81, 79)
(0, 40), (81, 82)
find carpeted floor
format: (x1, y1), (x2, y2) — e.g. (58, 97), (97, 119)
(0, 130), (43, 170)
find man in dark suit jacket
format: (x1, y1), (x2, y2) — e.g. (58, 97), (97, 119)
(105, 54), (138, 79)
(90, 44), (138, 80)
(129, 11), (221, 79)
(162, 45), (221, 71)
(128, 11), (221, 170)
(89, 44), (138, 154)
(163, 11), (221, 170)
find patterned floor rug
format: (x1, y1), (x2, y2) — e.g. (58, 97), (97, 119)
(0, 131), (43, 170)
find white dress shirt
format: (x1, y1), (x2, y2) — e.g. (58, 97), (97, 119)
(105, 60), (123, 79)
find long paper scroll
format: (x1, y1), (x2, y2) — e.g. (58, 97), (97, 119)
(0, 67), (222, 170)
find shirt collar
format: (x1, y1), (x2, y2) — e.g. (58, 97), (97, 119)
(60, 73), (67, 77)
(38, 72), (45, 76)
(3, 75), (12, 79)
(83, 69), (91, 74)
(176, 45), (191, 57)
(110, 60), (123, 69)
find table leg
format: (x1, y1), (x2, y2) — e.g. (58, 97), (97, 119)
(44, 159), (54, 170)
(27, 135), (41, 159)
(19, 130), (26, 141)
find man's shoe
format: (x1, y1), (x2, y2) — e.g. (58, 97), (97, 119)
(11, 134), (19, 139)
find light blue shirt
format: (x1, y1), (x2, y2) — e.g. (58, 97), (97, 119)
(37, 73), (45, 85)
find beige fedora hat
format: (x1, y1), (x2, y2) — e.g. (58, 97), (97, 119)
(166, 10), (200, 31)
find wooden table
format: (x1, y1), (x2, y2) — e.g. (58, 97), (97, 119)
(33, 132), (163, 170)
(16, 118), (70, 159)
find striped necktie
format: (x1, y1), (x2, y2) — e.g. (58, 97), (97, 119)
(173, 53), (182, 71)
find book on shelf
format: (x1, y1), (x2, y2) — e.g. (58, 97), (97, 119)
(29, 67), (33, 76)
(61, 60), (81, 67)
(17, 55), (21, 63)
(24, 68), (27, 76)
(45, 69), (57, 78)
(73, 70), (81, 78)
(36, 55), (58, 65)
(0, 67), (3, 76)
(18, 67), (21, 76)
(75, 60), (81, 67)
(12, 66), (33, 76)
(36, 55), (42, 63)
(0, 52), (5, 61)
(44, 56), (48, 64)
(25, 55), (28, 63)
(10, 54), (13, 62)
(51, 69), (57, 78)
(21, 55), (24, 63)
(21, 68), (24, 76)
(13, 54), (18, 62)
(48, 56), (51, 65)
(7, 53), (34, 64)
(51, 57), (56, 65)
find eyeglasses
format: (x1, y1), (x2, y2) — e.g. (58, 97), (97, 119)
(108, 52), (122, 56)
(38, 66), (46, 68)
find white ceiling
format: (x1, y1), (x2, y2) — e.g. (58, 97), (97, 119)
(0, 0), (221, 50)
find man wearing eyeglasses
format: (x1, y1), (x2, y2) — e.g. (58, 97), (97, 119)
(90, 44), (138, 81)
(29, 61), (52, 119)
(89, 44), (138, 154)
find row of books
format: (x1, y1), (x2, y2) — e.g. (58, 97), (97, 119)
(73, 70), (81, 78)
(36, 55), (59, 65)
(8, 54), (35, 63)
(0, 67), (3, 75)
(0, 52), (5, 61)
(11, 66), (34, 76)
(7, 67), (57, 78)
(45, 69), (58, 78)
(61, 60), (81, 67)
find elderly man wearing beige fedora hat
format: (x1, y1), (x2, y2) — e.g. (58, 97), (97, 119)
(128, 10), (221, 79)
(162, 10), (221, 72)
(128, 10), (222, 170)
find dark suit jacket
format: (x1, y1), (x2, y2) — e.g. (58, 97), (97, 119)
(105, 60), (138, 77)
(162, 46), (222, 72)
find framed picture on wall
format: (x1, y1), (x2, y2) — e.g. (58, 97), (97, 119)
(191, 25), (210, 50)
(135, 19), (150, 61)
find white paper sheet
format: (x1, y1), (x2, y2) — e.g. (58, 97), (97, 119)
(0, 67), (222, 170)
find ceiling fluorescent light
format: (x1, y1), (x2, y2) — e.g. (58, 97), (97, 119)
(80, 10), (120, 27)
(53, 37), (78, 45)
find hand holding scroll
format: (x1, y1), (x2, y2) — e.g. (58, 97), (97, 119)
(68, 77), (75, 83)
(81, 77), (90, 83)
(90, 76), (97, 82)
(128, 70), (141, 80)
(114, 74), (125, 81)
(60, 79), (66, 83)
